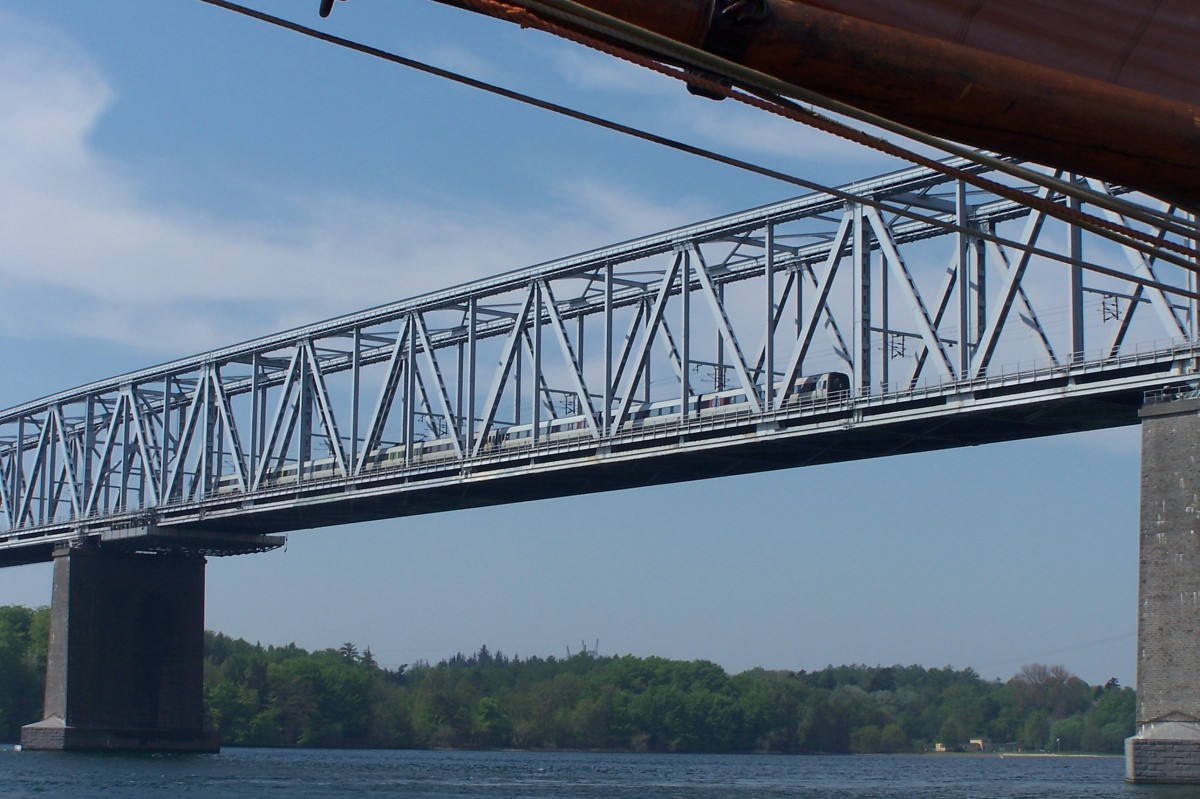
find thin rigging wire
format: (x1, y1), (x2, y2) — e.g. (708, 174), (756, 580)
(193, 0), (1200, 296)
(195, 0), (830, 196)
(482, 0), (1200, 268)
(512, 0), (1197, 240)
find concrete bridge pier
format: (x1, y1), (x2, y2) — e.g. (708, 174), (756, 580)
(1127, 397), (1200, 783)
(19, 545), (218, 752)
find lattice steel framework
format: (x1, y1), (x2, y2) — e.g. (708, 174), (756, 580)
(2, 159), (1198, 559)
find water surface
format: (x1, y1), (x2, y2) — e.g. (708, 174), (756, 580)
(1, 747), (1189, 798)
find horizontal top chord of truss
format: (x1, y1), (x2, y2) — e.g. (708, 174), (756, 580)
(1, 156), (1197, 561)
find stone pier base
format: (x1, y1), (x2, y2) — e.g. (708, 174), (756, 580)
(20, 545), (218, 753)
(1127, 723), (1200, 784)
(20, 718), (218, 752)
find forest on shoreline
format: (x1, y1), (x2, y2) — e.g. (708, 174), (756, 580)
(0, 605), (1134, 753)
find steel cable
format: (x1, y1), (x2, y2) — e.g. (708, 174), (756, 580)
(194, 0), (1200, 290)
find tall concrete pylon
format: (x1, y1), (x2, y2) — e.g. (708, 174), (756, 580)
(1128, 396), (1200, 782)
(20, 545), (218, 752)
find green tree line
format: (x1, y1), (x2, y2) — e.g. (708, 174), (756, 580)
(0, 606), (1133, 752)
(202, 637), (1134, 753)
(0, 606), (50, 743)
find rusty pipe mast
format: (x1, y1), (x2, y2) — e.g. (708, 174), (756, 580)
(434, 0), (1200, 204)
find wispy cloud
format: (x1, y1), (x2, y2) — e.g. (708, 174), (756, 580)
(0, 11), (704, 358)
(0, 12), (109, 176)
(407, 41), (514, 87)
(550, 44), (678, 97)
(545, 36), (902, 173)
(670, 99), (898, 169)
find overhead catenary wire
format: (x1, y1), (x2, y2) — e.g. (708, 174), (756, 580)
(975, 630), (1136, 676)
(193, 0), (1200, 292)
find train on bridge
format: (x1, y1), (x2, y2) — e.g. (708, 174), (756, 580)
(220, 371), (851, 490)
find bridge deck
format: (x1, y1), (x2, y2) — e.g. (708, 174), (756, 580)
(1, 343), (1190, 566)
(2, 157), (1196, 565)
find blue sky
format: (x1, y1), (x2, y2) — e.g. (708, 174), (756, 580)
(0, 0), (1139, 686)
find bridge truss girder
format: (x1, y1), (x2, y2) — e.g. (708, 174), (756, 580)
(1, 158), (1197, 560)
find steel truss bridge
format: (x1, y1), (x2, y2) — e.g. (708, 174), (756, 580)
(2, 158), (1198, 565)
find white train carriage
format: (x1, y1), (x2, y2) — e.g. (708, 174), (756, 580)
(218, 372), (849, 490)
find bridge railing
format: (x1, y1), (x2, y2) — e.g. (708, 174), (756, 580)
(232, 336), (1200, 473)
(1145, 384), (1200, 406)
(0, 334), (1194, 554)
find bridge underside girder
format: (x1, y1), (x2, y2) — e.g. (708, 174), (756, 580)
(167, 369), (1152, 538)
(0, 362), (1160, 561)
